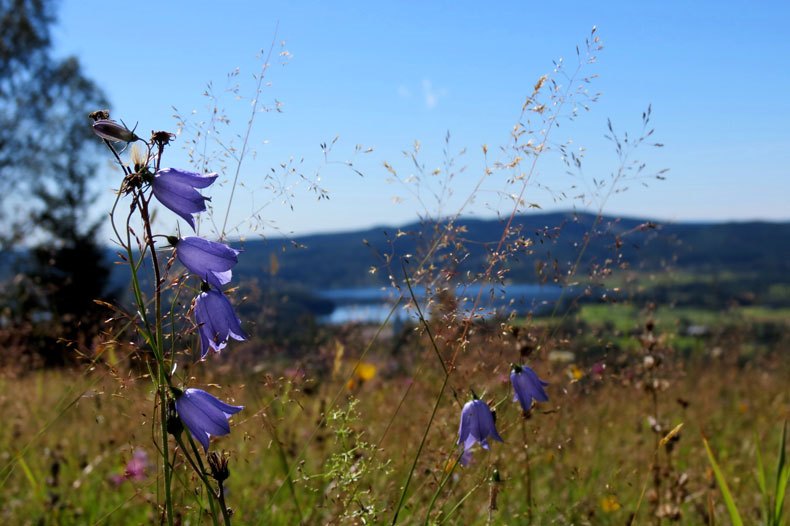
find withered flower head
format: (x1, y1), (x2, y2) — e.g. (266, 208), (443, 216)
(207, 451), (230, 482)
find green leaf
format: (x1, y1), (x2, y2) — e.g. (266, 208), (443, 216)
(756, 435), (770, 525)
(773, 422), (788, 526)
(703, 435), (744, 526)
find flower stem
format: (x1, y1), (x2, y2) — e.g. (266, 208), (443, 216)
(177, 435), (221, 526)
(424, 451), (462, 524)
(137, 188), (175, 526)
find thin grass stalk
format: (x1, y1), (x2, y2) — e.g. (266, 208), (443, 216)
(424, 452), (463, 524)
(220, 25), (279, 239)
(391, 264), (453, 524)
(438, 481), (484, 525)
(261, 412), (303, 524)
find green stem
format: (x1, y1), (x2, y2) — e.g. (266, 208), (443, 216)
(392, 261), (458, 525)
(439, 481), (484, 525)
(217, 481), (232, 526)
(392, 371), (450, 525)
(261, 412), (303, 524)
(522, 419), (533, 524)
(177, 435), (221, 526)
(137, 190), (175, 525)
(424, 452), (462, 524)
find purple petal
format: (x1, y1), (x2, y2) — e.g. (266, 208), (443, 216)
(152, 184), (204, 230)
(175, 388), (243, 452)
(458, 400), (474, 446)
(194, 289), (246, 357)
(187, 388), (243, 417)
(511, 366), (549, 412)
(157, 168), (218, 189)
(176, 237), (239, 288)
(176, 398), (216, 451)
(459, 447), (474, 467)
(151, 169), (217, 230)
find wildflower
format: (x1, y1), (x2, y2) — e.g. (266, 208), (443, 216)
(92, 119), (139, 142)
(110, 448), (149, 485)
(457, 397), (503, 466)
(510, 364), (548, 413)
(174, 388), (243, 452)
(170, 236), (240, 288)
(194, 286), (246, 358)
(600, 495), (621, 513)
(151, 168), (218, 230)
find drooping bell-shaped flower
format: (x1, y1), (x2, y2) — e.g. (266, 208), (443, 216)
(151, 168), (218, 230)
(170, 236), (240, 288)
(194, 286), (247, 358)
(92, 119), (139, 143)
(174, 388), (243, 452)
(457, 397), (503, 466)
(510, 364), (549, 413)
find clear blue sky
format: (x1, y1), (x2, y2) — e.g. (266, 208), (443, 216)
(54, 0), (790, 238)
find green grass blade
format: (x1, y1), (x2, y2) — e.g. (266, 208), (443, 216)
(703, 435), (744, 526)
(773, 421), (788, 526)
(756, 437), (771, 525)
(16, 456), (40, 497)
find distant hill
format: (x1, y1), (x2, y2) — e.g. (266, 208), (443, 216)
(227, 211), (790, 290)
(5, 211), (787, 312)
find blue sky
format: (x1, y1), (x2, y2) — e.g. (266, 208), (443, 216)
(54, 1), (790, 238)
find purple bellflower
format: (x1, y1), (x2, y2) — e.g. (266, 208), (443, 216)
(194, 286), (247, 358)
(92, 119), (139, 143)
(510, 364), (549, 413)
(457, 397), (503, 466)
(174, 388), (243, 452)
(151, 168), (218, 230)
(170, 236), (240, 289)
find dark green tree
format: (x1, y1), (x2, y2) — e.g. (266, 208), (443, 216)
(0, 0), (112, 366)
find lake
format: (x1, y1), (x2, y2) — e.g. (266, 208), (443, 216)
(317, 283), (567, 324)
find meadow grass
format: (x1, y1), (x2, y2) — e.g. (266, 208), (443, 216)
(1, 321), (787, 525)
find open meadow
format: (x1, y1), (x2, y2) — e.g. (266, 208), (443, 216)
(2, 301), (788, 524)
(2, 2), (789, 525)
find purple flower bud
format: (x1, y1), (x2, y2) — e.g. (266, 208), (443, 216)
(172, 236), (240, 289)
(92, 119), (139, 142)
(174, 388), (243, 452)
(151, 168), (218, 230)
(510, 364), (549, 413)
(457, 398), (503, 466)
(194, 287), (246, 358)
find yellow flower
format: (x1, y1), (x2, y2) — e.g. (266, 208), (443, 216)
(354, 362), (377, 381)
(567, 364), (584, 382)
(600, 495), (621, 513)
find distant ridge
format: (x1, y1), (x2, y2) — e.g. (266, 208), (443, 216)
(224, 211), (790, 289)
